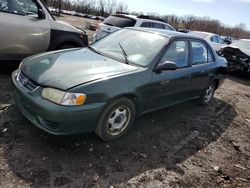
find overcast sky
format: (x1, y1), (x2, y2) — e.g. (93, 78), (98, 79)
(122, 0), (250, 30)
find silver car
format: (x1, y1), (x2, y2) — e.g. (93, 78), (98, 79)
(0, 0), (88, 61)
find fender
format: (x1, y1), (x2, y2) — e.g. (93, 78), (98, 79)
(47, 29), (88, 50)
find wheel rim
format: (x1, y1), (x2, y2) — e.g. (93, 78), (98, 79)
(204, 84), (214, 103)
(106, 106), (131, 136)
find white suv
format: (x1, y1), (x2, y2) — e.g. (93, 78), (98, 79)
(93, 13), (175, 42)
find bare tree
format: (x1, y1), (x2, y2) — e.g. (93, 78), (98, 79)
(106, 0), (116, 14)
(116, 1), (128, 12)
(181, 15), (195, 29)
(98, 0), (106, 16)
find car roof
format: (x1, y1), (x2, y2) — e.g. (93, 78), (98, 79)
(127, 27), (205, 40)
(114, 13), (168, 24)
(188, 31), (217, 38)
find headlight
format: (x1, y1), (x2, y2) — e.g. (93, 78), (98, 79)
(42, 88), (86, 106)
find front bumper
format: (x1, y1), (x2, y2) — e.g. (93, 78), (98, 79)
(11, 70), (105, 135)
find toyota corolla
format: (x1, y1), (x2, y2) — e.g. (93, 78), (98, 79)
(12, 28), (227, 141)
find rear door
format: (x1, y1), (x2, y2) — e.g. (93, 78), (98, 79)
(0, 0), (50, 60)
(190, 40), (216, 96)
(147, 40), (192, 111)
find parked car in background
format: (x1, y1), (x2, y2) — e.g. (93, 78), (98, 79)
(12, 28), (227, 141)
(93, 13), (175, 42)
(188, 31), (228, 52)
(220, 39), (250, 74)
(0, 0), (88, 62)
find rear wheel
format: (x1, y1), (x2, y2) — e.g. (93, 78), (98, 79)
(95, 98), (136, 141)
(198, 82), (216, 105)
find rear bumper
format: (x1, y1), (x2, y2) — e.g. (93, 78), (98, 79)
(12, 70), (105, 135)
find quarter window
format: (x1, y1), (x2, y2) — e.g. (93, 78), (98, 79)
(191, 41), (213, 65)
(160, 41), (189, 68)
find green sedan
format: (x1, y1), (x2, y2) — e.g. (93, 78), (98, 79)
(12, 28), (227, 141)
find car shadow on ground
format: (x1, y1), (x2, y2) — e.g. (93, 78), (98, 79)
(0, 96), (237, 187)
(0, 63), (19, 74)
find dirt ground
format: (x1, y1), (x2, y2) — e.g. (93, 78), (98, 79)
(0, 66), (249, 188)
(0, 15), (250, 188)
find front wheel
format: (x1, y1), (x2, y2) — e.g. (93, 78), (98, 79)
(198, 82), (216, 105)
(95, 98), (136, 141)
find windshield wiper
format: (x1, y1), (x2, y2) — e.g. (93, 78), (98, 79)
(118, 43), (129, 64)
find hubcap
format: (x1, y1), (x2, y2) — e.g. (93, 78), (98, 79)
(107, 106), (131, 136)
(204, 85), (214, 103)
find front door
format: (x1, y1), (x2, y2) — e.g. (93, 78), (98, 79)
(147, 40), (192, 111)
(0, 0), (50, 60)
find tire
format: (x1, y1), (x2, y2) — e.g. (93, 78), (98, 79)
(198, 82), (216, 105)
(57, 44), (75, 50)
(95, 98), (136, 141)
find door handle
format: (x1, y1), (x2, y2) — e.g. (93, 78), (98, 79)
(185, 75), (191, 79)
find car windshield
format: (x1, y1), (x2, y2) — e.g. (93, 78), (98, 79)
(91, 29), (168, 66)
(232, 40), (250, 51)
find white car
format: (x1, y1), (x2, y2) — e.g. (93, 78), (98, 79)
(188, 31), (227, 52)
(93, 13), (175, 42)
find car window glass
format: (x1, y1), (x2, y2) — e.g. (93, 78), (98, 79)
(92, 29), (167, 66)
(217, 36), (225, 44)
(153, 22), (165, 29)
(0, 0), (37, 16)
(211, 36), (219, 43)
(191, 41), (208, 65)
(164, 25), (174, 31)
(0, 0), (8, 11)
(103, 15), (136, 28)
(160, 41), (189, 68)
(208, 49), (213, 62)
(140, 22), (152, 28)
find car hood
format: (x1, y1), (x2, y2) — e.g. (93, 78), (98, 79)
(229, 45), (250, 56)
(220, 46), (250, 58)
(21, 48), (139, 90)
(52, 20), (85, 34)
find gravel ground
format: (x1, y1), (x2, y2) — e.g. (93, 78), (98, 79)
(0, 15), (249, 188)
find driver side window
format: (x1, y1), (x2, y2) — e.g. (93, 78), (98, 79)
(160, 40), (189, 68)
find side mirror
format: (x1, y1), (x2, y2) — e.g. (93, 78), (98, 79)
(155, 61), (178, 72)
(38, 9), (45, 19)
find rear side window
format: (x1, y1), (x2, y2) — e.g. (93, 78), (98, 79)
(191, 41), (214, 65)
(152, 22), (165, 29)
(140, 22), (152, 28)
(103, 15), (136, 28)
(164, 25), (174, 31)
